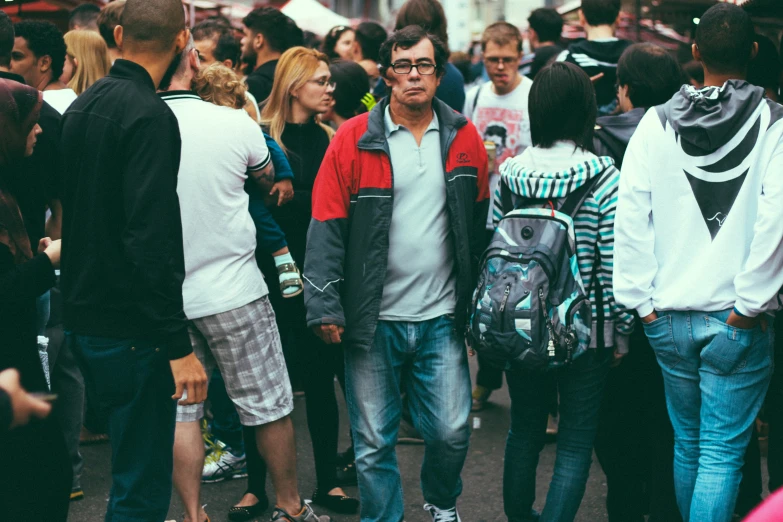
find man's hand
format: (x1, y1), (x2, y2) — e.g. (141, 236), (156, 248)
(726, 310), (766, 331)
(610, 349), (627, 368)
(0, 369), (52, 429)
(169, 353), (207, 405)
(270, 179), (294, 206)
(312, 324), (344, 345)
(641, 311), (659, 324)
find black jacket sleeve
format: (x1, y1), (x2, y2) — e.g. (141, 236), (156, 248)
(0, 389), (11, 433)
(0, 245), (56, 314)
(122, 114), (191, 360)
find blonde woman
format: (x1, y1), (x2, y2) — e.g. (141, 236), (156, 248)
(232, 47), (360, 519)
(61, 30), (111, 95)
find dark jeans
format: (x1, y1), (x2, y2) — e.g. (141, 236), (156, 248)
(73, 335), (176, 522)
(475, 353), (504, 390)
(208, 368), (244, 452)
(594, 323), (681, 522)
(504, 348), (611, 522)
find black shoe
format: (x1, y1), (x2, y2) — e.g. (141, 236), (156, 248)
(311, 488), (359, 515)
(335, 461), (358, 487)
(336, 447), (354, 468)
(228, 494), (269, 522)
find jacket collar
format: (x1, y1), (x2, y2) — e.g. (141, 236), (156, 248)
(109, 59), (156, 91)
(0, 71), (26, 85)
(359, 95), (467, 151)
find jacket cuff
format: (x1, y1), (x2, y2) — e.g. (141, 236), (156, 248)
(306, 316), (346, 328)
(162, 328), (193, 360)
(614, 333), (631, 354)
(636, 300), (655, 319)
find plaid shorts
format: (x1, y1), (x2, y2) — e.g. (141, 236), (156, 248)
(176, 296), (293, 426)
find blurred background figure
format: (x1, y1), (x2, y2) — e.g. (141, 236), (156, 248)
(97, 0), (125, 65)
(354, 21), (387, 85)
(322, 59), (371, 129)
(322, 25), (357, 62)
(68, 3), (100, 32)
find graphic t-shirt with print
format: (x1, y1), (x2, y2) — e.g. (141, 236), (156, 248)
(464, 77), (533, 228)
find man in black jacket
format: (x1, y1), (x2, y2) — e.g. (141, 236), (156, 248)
(60, 1), (207, 521)
(592, 42), (684, 522)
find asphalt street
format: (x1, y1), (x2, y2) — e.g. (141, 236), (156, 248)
(67, 356), (770, 522)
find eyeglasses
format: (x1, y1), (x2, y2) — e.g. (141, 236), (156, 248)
(484, 57), (519, 66)
(309, 78), (337, 89)
(390, 62), (437, 75)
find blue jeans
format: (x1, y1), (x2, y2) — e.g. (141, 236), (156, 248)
(344, 315), (471, 522)
(504, 348), (611, 522)
(644, 310), (774, 522)
(71, 335), (176, 522)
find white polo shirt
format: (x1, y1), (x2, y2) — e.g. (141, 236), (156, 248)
(161, 91), (271, 319)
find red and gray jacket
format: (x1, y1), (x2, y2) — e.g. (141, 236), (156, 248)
(304, 97), (490, 351)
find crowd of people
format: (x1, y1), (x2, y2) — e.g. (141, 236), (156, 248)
(0, 0), (783, 521)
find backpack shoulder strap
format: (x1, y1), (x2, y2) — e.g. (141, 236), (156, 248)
(558, 174), (602, 219)
(500, 177), (515, 215)
(470, 82), (485, 120)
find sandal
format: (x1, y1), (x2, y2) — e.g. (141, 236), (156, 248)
(277, 262), (303, 298)
(80, 426), (109, 445)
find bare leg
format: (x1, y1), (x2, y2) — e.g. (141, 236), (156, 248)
(255, 415), (301, 513)
(173, 421), (208, 522)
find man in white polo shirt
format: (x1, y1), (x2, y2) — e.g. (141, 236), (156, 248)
(161, 40), (329, 522)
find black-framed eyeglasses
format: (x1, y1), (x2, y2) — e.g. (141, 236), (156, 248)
(484, 57), (519, 66)
(309, 78), (337, 89)
(391, 62), (437, 75)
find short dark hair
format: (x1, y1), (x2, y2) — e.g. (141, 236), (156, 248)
(69, 3), (101, 31)
(617, 43), (682, 109)
(395, 0), (449, 54)
(242, 7), (303, 55)
(581, 0), (621, 27)
(330, 60), (370, 119)
(695, 3), (755, 75)
(14, 21), (67, 80)
(379, 24), (447, 79)
(120, 0), (186, 53)
(530, 62), (596, 151)
(97, 0), (125, 49)
(528, 8), (563, 44)
(0, 11), (13, 68)
(481, 22), (522, 53)
(192, 20), (240, 67)
(748, 34), (781, 93)
(355, 21), (387, 63)
(321, 26), (354, 61)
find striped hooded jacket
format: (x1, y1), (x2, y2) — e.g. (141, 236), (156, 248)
(304, 97), (490, 351)
(493, 145), (634, 348)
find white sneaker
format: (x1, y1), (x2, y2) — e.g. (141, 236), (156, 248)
(424, 504), (461, 522)
(201, 440), (247, 483)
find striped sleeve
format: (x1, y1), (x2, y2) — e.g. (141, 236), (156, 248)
(594, 167), (634, 336)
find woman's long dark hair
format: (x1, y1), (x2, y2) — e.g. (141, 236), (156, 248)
(529, 62), (597, 152)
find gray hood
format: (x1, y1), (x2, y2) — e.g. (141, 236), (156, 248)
(659, 80), (765, 156)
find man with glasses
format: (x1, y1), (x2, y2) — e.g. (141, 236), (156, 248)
(463, 21), (533, 413)
(304, 25), (489, 522)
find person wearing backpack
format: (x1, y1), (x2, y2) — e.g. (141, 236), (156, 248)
(489, 61), (633, 522)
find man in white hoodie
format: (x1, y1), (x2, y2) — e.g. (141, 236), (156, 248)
(614, 5), (783, 522)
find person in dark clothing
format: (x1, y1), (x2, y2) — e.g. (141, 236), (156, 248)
(59, 1), (208, 520)
(240, 7), (303, 104)
(233, 46), (360, 518)
(372, 0), (465, 112)
(557, 0), (632, 115)
(592, 44), (683, 522)
(525, 8), (563, 79)
(747, 34), (781, 102)
(0, 77), (71, 522)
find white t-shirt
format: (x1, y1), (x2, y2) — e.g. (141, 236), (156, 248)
(464, 77), (533, 228)
(161, 91), (271, 320)
(43, 88), (77, 114)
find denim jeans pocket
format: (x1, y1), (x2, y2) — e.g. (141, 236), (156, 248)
(701, 320), (754, 375)
(643, 315), (681, 368)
